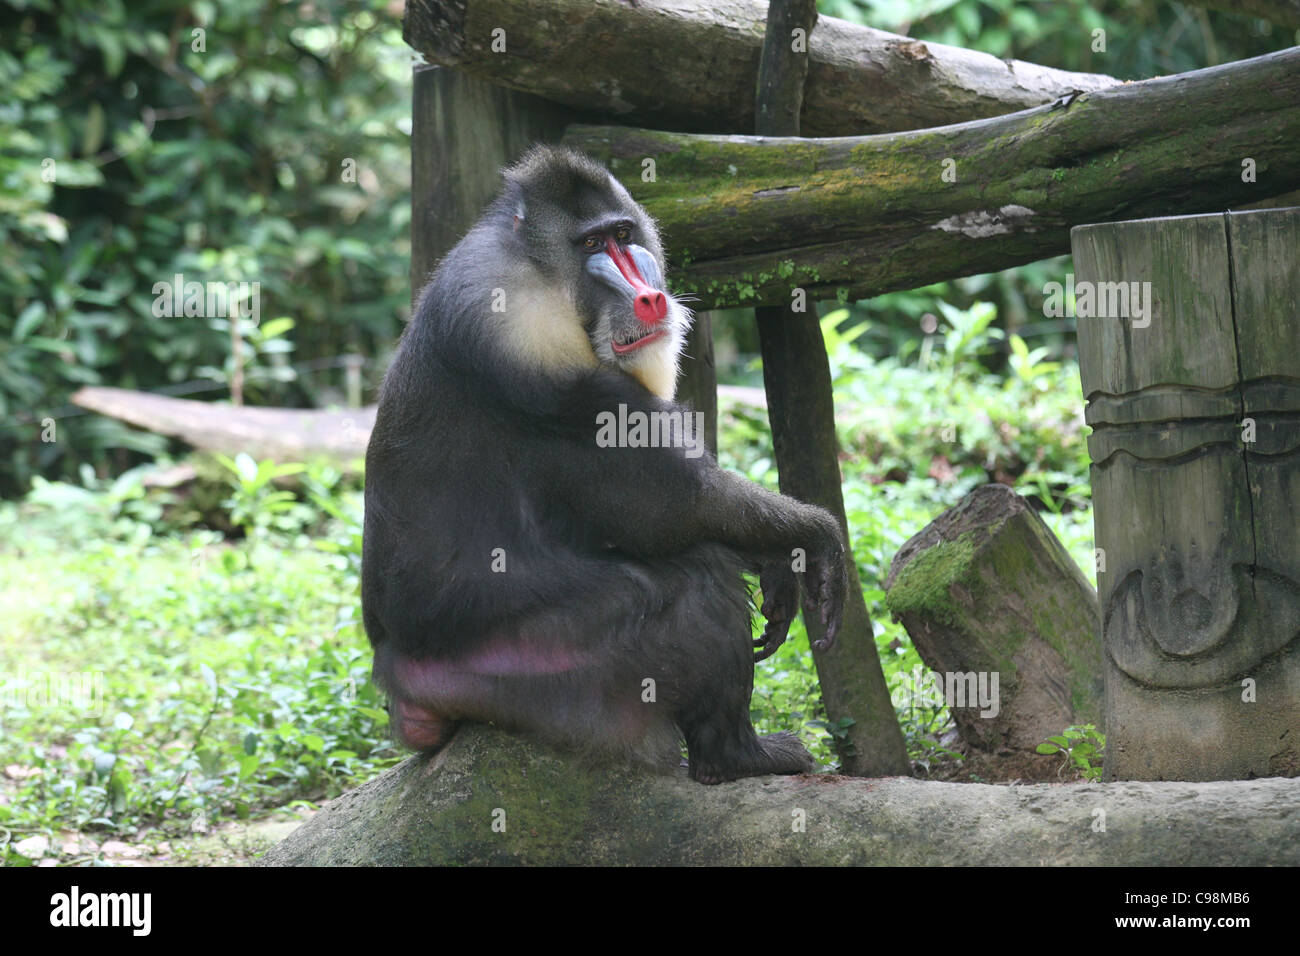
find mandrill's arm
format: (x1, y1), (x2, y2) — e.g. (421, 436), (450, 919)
(535, 381), (848, 651)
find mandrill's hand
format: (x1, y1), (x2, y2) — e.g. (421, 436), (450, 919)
(804, 519), (849, 652)
(754, 560), (800, 662)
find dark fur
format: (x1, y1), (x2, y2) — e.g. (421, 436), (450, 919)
(362, 146), (847, 782)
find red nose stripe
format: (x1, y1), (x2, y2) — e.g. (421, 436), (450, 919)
(605, 238), (667, 324)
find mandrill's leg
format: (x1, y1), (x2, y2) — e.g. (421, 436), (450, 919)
(390, 698), (460, 753)
(652, 547), (817, 784)
(675, 649), (816, 785)
(372, 545), (816, 781)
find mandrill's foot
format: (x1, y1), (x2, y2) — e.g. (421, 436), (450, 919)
(392, 699), (459, 753)
(688, 732), (816, 785)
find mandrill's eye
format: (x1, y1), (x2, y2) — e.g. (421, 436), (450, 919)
(582, 234), (603, 252)
(615, 225), (632, 244)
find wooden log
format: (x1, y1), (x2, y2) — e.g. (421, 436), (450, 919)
(402, 0), (1118, 137)
(563, 46), (1300, 310)
(884, 484), (1104, 758)
(70, 387), (372, 462)
(1072, 206), (1300, 781)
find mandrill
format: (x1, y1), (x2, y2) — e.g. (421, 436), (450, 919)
(362, 146), (847, 783)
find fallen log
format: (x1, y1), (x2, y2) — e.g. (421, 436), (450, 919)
(258, 724), (1300, 866)
(70, 387), (372, 463)
(564, 46), (1300, 310)
(403, 0), (1118, 136)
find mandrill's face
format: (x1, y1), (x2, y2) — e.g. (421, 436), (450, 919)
(574, 216), (691, 401)
(510, 155), (691, 401)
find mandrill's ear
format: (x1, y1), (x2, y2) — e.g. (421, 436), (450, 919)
(513, 201), (525, 233)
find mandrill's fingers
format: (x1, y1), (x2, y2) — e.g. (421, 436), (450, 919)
(755, 561), (800, 661)
(753, 617), (792, 662)
(808, 549), (848, 652)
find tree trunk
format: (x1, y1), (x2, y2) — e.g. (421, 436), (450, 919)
(884, 484), (1103, 758)
(564, 46), (1300, 310)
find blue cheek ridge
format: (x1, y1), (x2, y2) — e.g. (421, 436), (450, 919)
(628, 245), (665, 290)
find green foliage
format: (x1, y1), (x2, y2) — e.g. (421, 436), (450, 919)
(0, 473), (386, 844)
(1037, 724), (1107, 782)
(215, 452), (308, 538)
(0, 0), (412, 494)
(816, 300), (1092, 513)
(821, 0), (1292, 77)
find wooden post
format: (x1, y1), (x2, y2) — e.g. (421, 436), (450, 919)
(1072, 206), (1300, 781)
(752, 0), (909, 776)
(676, 312), (717, 453)
(410, 65), (575, 299)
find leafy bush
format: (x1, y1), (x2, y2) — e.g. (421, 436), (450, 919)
(1037, 724), (1107, 782)
(0, 0), (412, 494)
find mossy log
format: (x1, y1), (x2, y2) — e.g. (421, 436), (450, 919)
(258, 724), (1300, 866)
(402, 0), (1118, 138)
(884, 485), (1103, 756)
(564, 46), (1300, 310)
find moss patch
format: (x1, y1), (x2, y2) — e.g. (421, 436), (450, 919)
(884, 532), (979, 627)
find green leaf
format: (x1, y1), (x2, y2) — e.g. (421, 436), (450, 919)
(12, 303), (46, 342)
(258, 317), (295, 339)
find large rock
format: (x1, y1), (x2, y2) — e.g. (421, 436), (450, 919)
(259, 725), (1300, 866)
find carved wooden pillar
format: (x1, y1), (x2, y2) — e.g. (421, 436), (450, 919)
(1073, 207), (1300, 781)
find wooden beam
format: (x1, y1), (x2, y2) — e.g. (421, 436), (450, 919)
(564, 46), (1300, 309)
(403, 0), (1118, 137)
